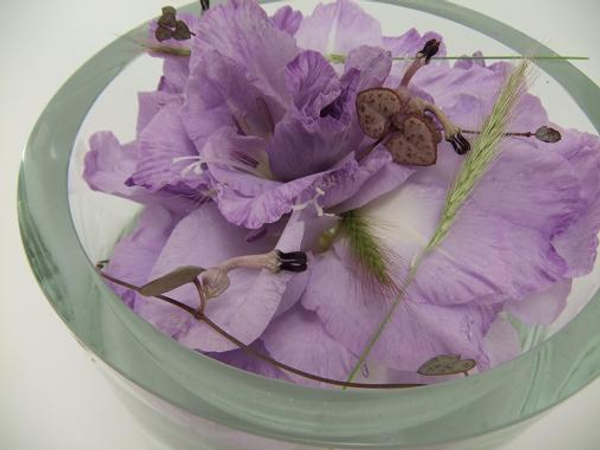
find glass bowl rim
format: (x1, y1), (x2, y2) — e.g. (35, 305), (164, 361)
(17, 0), (600, 447)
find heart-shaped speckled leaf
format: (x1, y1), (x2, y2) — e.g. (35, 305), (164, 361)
(140, 266), (205, 296)
(356, 88), (403, 139)
(417, 354), (477, 376)
(386, 115), (438, 166)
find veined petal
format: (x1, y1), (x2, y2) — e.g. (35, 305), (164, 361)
(262, 303), (358, 386)
(83, 131), (197, 213)
(135, 203), (305, 352)
(295, 0), (382, 54)
(271, 5), (303, 36)
(507, 279), (572, 325)
(105, 206), (179, 308)
(301, 249), (493, 371)
(207, 340), (289, 380)
(285, 50), (341, 118)
(191, 0), (298, 105)
(182, 50), (280, 151)
(132, 102), (206, 194)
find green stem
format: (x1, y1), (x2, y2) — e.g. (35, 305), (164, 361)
(345, 251), (425, 385)
(328, 53), (588, 63)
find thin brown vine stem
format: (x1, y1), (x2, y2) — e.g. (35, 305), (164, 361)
(461, 129), (533, 137)
(96, 267), (423, 389)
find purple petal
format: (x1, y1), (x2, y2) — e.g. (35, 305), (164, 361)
(105, 205), (179, 307)
(344, 45), (392, 91)
(182, 50), (280, 150)
(285, 50), (341, 118)
(483, 316), (521, 367)
(262, 303), (357, 386)
(191, 0), (298, 106)
(271, 5), (303, 36)
(207, 340), (289, 380)
(134, 203), (305, 352)
(136, 90), (182, 136)
(131, 102), (206, 194)
(551, 130), (600, 276)
(83, 131), (196, 213)
(302, 250), (493, 371)
(267, 110), (350, 181)
(507, 279), (572, 325)
(334, 149), (414, 212)
(295, 0), (382, 54)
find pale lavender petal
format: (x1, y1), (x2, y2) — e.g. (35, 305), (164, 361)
(295, 0), (382, 54)
(551, 130), (600, 276)
(507, 279), (572, 325)
(483, 316), (521, 367)
(262, 304), (357, 387)
(334, 149), (414, 212)
(105, 205), (178, 307)
(271, 5), (303, 36)
(191, 0), (298, 105)
(136, 90), (182, 136)
(207, 340), (289, 380)
(553, 197), (600, 277)
(344, 45), (392, 91)
(367, 144), (581, 307)
(302, 250), (493, 371)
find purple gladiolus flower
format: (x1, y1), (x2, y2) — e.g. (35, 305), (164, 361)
(84, 0), (600, 385)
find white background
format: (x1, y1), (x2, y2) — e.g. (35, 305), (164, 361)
(2, 1), (600, 449)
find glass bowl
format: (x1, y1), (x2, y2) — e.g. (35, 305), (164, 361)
(18, 1), (600, 449)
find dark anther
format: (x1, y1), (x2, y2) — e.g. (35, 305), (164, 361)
(155, 25), (174, 42)
(277, 250), (308, 272)
(418, 39), (441, 64)
(447, 133), (471, 155)
(201, 0), (210, 12)
(173, 20), (195, 40)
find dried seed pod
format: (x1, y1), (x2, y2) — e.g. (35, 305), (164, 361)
(356, 88), (403, 139)
(158, 12), (177, 29)
(173, 20), (194, 40)
(161, 6), (177, 16)
(386, 114), (439, 166)
(155, 25), (174, 42)
(535, 125), (562, 143)
(417, 354), (477, 376)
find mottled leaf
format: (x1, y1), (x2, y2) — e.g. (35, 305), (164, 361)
(417, 354), (476, 376)
(535, 126), (562, 143)
(140, 265), (205, 296)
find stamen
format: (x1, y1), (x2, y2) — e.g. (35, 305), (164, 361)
(200, 250), (308, 300)
(292, 187), (328, 216)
